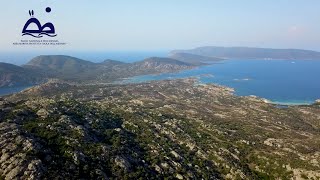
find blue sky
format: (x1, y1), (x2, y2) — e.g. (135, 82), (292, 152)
(1, 0), (320, 52)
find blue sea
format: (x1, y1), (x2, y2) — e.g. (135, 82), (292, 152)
(120, 60), (320, 105)
(1, 59), (319, 105)
(0, 86), (31, 97)
(0, 51), (168, 96)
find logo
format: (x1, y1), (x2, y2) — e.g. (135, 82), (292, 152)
(22, 7), (57, 38)
(13, 7), (66, 46)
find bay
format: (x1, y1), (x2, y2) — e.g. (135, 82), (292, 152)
(121, 60), (320, 105)
(0, 86), (31, 96)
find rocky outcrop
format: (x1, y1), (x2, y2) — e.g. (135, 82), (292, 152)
(0, 122), (44, 180)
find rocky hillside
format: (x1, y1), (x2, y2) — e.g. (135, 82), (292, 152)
(23, 55), (97, 78)
(25, 55), (96, 70)
(1, 79), (319, 179)
(0, 63), (44, 88)
(128, 57), (194, 73)
(0, 56), (194, 88)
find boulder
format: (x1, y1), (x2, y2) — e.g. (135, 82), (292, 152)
(114, 156), (131, 171)
(36, 109), (49, 119)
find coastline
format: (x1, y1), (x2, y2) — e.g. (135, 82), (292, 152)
(117, 76), (319, 106)
(0, 86), (33, 97)
(246, 96), (315, 106)
(1, 73), (319, 107)
(269, 101), (313, 106)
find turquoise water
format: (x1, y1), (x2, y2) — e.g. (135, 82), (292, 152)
(0, 86), (31, 96)
(120, 60), (320, 105)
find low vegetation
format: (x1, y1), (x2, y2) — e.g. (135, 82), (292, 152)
(1, 78), (319, 179)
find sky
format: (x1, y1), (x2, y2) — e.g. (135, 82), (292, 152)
(0, 0), (320, 63)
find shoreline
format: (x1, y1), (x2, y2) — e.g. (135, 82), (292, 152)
(246, 96), (314, 106)
(268, 100), (313, 106)
(1, 78), (319, 107)
(118, 76), (319, 106)
(0, 86), (33, 97)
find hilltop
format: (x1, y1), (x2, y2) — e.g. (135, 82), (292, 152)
(0, 55), (194, 88)
(0, 62), (44, 87)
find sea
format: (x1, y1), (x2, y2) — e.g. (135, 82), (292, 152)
(0, 51), (168, 96)
(1, 55), (320, 105)
(119, 60), (320, 105)
(0, 86), (31, 97)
